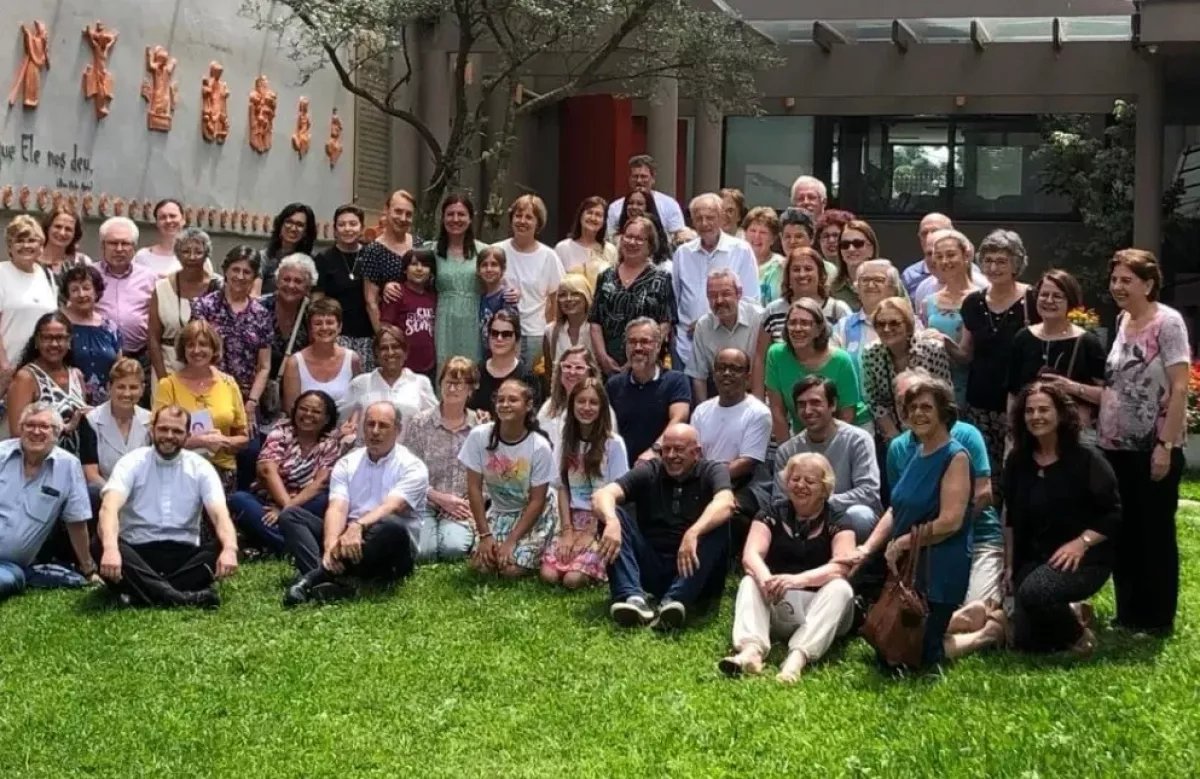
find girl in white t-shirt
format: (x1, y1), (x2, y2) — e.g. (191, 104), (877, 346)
(541, 377), (628, 588)
(459, 378), (557, 577)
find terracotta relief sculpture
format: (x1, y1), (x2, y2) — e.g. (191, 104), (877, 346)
(98, 193), (110, 216)
(35, 187), (50, 211)
(140, 45), (178, 132)
(201, 61), (230, 144)
(18, 187), (31, 210)
(8, 21), (50, 109)
(113, 197), (126, 216)
(291, 97), (311, 157)
(248, 76), (277, 154)
(1, 186), (14, 209)
(81, 21), (118, 119)
(325, 108), (343, 168)
(67, 193), (78, 213)
(82, 193), (94, 216)
(128, 200), (141, 221)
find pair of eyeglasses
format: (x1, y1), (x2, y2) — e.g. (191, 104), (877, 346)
(713, 364), (746, 375)
(857, 276), (888, 287)
(840, 239), (868, 250)
(875, 320), (905, 332)
(489, 329), (516, 340)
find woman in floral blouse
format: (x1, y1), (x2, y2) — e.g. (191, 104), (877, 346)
(191, 246), (273, 424)
(228, 389), (348, 554)
(401, 356), (482, 562)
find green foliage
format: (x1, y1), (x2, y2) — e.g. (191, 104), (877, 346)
(5, 512), (1200, 776)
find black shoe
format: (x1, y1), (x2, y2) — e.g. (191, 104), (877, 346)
(283, 580), (310, 608)
(309, 581), (354, 604)
(181, 588), (221, 609)
(610, 595), (655, 627)
(654, 599), (686, 631)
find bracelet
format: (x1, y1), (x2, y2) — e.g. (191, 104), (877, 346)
(478, 531), (494, 540)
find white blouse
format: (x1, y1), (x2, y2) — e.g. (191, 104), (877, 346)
(345, 368), (438, 429)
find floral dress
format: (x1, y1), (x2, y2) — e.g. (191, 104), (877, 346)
(71, 318), (122, 404)
(191, 291), (273, 398)
(541, 435), (629, 580)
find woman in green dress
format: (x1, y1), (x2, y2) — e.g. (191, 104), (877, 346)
(431, 194), (491, 369)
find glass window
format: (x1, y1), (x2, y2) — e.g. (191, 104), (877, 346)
(723, 116), (815, 209)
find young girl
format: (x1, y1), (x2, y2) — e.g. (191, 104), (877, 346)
(477, 246), (518, 360)
(542, 274), (594, 366)
(380, 248), (437, 380)
(541, 378), (628, 588)
(458, 378), (557, 577)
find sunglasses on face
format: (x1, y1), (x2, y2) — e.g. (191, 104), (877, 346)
(489, 329), (516, 340)
(840, 239), (868, 250)
(875, 320), (904, 331)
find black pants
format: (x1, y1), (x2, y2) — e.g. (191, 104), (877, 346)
(278, 507), (414, 583)
(1012, 560), (1111, 652)
(1104, 447), (1183, 634)
(111, 539), (216, 606)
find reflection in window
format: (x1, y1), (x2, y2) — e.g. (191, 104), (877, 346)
(722, 116), (815, 209)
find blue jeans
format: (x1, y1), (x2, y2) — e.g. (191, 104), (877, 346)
(0, 560), (88, 601)
(606, 508), (729, 607)
(0, 561), (25, 600)
(834, 504), (880, 544)
(416, 505), (475, 562)
(229, 491), (330, 554)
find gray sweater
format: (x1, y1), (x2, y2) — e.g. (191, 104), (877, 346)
(774, 421), (881, 515)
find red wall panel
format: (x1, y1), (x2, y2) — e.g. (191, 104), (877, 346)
(557, 95), (634, 236)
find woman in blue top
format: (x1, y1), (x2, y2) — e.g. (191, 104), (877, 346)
(844, 375), (1003, 668)
(920, 229), (979, 409)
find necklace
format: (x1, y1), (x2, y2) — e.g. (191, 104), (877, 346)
(342, 247), (361, 281)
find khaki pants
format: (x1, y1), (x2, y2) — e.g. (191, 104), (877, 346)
(965, 541), (1005, 606)
(731, 575), (855, 661)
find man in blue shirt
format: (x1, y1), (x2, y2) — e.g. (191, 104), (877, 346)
(606, 317), (691, 467)
(0, 402), (94, 601)
(899, 212), (954, 299)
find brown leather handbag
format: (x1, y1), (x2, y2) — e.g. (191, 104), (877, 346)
(861, 522), (930, 669)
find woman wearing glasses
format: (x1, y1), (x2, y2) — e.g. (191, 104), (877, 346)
(260, 203), (317, 296)
(830, 219), (880, 311)
(831, 259), (905, 384)
(468, 309), (540, 418)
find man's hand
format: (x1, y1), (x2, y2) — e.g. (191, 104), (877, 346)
(598, 519), (622, 564)
(215, 546), (239, 579)
(338, 522), (364, 563)
(99, 547), (122, 582)
(322, 549), (344, 575)
(677, 528), (700, 578)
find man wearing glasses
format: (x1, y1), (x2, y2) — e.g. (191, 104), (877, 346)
(687, 270), (763, 402)
(593, 422), (734, 630)
(95, 216), (158, 401)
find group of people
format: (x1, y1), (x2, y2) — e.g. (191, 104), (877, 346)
(0, 157), (1189, 678)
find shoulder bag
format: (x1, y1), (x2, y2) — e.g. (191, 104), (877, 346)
(861, 521), (931, 669)
(260, 296), (309, 418)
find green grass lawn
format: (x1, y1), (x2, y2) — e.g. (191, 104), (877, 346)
(4, 513), (1200, 778)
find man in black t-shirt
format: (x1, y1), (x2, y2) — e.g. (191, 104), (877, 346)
(593, 423), (734, 630)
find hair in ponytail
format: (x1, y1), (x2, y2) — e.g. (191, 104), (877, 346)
(485, 378), (548, 451)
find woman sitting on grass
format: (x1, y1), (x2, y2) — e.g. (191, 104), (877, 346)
(459, 378), (557, 577)
(541, 378), (628, 589)
(720, 452), (856, 682)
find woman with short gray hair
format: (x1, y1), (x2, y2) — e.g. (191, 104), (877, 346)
(959, 228), (1039, 501)
(148, 226), (220, 396)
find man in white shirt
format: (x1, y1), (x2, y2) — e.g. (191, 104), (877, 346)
(690, 348), (771, 551)
(606, 154), (686, 240)
(687, 270), (763, 402)
(282, 400), (429, 606)
(671, 193), (759, 372)
(97, 405), (239, 608)
(790, 175), (828, 219)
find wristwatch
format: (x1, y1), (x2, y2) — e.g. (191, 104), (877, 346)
(1156, 438), (1175, 451)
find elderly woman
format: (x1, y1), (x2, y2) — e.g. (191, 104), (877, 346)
(830, 219), (880, 310)
(616, 190), (672, 265)
(61, 266), (122, 405)
(764, 298), (868, 441)
(589, 216), (676, 374)
(260, 253), (317, 419)
(920, 228), (979, 408)
(832, 259), (904, 382)
(344, 325), (437, 429)
(6, 312), (87, 453)
(543, 274), (594, 365)
(279, 297), (362, 422)
(315, 204), (374, 370)
(862, 297), (953, 443)
(0, 216), (59, 420)
(133, 199), (187, 277)
(402, 356), (483, 562)
(1005, 381), (1120, 654)
(39, 206), (92, 281)
(848, 376), (1003, 668)
(1007, 270), (1105, 441)
(1085, 249), (1188, 636)
(536, 344), (616, 455)
(959, 229), (1038, 496)
(719, 452), (857, 682)
(79, 358), (151, 508)
(228, 390), (347, 554)
(260, 203), (317, 295)
(147, 227), (221, 396)
(743, 206), (784, 303)
(191, 246), (273, 422)
(155, 319), (249, 492)
(719, 187), (747, 238)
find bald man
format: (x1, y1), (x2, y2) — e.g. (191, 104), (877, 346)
(593, 423), (735, 630)
(900, 212), (953, 299)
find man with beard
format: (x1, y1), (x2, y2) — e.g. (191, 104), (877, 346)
(594, 423), (734, 630)
(687, 270), (762, 402)
(0, 402), (94, 601)
(281, 400), (428, 606)
(605, 317), (691, 467)
(97, 405), (239, 608)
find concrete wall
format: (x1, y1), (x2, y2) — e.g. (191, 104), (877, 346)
(0, 0), (354, 250)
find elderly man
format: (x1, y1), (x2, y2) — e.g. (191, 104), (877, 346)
(910, 218), (989, 308)
(98, 405), (239, 608)
(0, 403), (94, 601)
(774, 377), (880, 542)
(606, 317), (691, 467)
(687, 270), (763, 402)
(594, 423), (734, 629)
(281, 400), (428, 606)
(671, 193), (759, 372)
(605, 153), (686, 240)
(95, 216), (158, 390)
(900, 212), (953, 298)
(790, 175), (827, 218)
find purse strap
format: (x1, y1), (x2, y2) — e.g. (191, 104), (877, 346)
(276, 297), (309, 380)
(901, 519), (932, 588)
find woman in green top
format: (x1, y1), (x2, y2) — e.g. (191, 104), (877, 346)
(765, 297), (870, 442)
(431, 194), (491, 370)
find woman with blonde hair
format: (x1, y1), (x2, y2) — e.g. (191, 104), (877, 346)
(0, 216), (58, 419)
(495, 193), (565, 369)
(543, 274), (594, 366)
(920, 228), (979, 408)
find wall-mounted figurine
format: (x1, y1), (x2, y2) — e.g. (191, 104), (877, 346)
(17, 186), (31, 210)
(35, 187), (50, 211)
(219, 209), (230, 230)
(291, 97), (311, 158)
(81, 193), (94, 216)
(51, 190), (64, 210)
(128, 200), (142, 221)
(1, 186), (13, 209)
(248, 75), (277, 153)
(113, 197), (126, 216)
(184, 206), (195, 225)
(325, 107), (343, 168)
(141, 45), (178, 132)
(67, 193), (78, 213)
(201, 61), (230, 144)
(81, 21), (118, 119)
(98, 193), (110, 216)
(238, 210), (249, 231)
(8, 21), (50, 109)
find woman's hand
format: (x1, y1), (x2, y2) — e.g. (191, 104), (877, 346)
(884, 535), (909, 575)
(762, 574), (801, 603)
(432, 492), (473, 521)
(1151, 443), (1171, 481)
(597, 352), (622, 374)
(496, 539), (517, 570)
(833, 544), (869, 572)
(64, 405), (92, 434)
(382, 281), (404, 303)
(473, 535), (498, 570)
(1049, 538), (1088, 573)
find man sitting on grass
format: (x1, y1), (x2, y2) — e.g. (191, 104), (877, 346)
(281, 400), (428, 606)
(0, 403), (95, 601)
(593, 423), (734, 630)
(97, 405), (239, 608)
